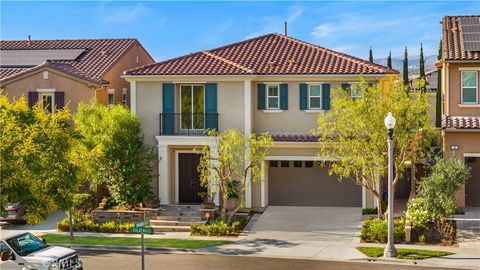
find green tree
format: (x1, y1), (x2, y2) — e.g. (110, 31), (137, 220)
(196, 129), (272, 221)
(403, 47), (409, 91)
(314, 79), (434, 218)
(369, 46), (373, 63)
(436, 40), (443, 128)
(419, 43), (426, 93)
(73, 102), (155, 208)
(0, 94), (81, 224)
(387, 51), (392, 69)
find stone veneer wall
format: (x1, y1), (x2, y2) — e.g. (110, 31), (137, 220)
(92, 208), (159, 224)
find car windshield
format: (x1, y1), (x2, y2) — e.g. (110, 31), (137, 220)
(6, 233), (47, 256)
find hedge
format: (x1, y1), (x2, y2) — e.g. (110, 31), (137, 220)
(191, 217), (246, 236)
(360, 217), (405, 243)
(57, 218), (134, 233)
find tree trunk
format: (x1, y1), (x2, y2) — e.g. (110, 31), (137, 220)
(409, 166), (417, 200)
(376, 195), (383, 219)
(68, 207), (74, 240)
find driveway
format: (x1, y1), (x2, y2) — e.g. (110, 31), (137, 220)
(0, 210), (66, 239)
(455, 207), (480, 249)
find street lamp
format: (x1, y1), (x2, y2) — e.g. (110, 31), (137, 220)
(384, 112), (397, 258)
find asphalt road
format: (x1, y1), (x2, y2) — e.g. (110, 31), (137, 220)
(78, 250), (462, 270)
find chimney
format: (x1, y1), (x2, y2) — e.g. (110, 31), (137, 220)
(28, 35), (31, 46)
(284, 21), (288, 36)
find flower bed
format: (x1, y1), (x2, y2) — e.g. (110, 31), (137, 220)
(191, 217), (247, 237)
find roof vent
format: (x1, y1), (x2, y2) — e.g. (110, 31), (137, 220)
(267, 60), (276, 68)
(288, 59), (297, 67)
(27, 35), (31, 46)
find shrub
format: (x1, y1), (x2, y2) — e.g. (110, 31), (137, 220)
(191, 217), (246, 236)
(407, 198), (433, 232)
(57, 218), (133, 233)
(360, 217), (405, 243)
(362, 201), (387, 215)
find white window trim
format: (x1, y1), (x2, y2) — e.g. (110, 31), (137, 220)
(262, 109), (283, 113)
(107, 90), (115, 106)
(179, 84), (206, 131)
(304, 109), (325, 113)
(308, 83), (322, 110)
(39, 92), (55, 113)
(349, 82), (364, 99)
(266, 84), (280, 110)
(37, 88), (56, 93)
(461, 70), (478, 105)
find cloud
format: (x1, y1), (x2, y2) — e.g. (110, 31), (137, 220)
(245, 5), (304, 39)
(102, 4), (152, 23)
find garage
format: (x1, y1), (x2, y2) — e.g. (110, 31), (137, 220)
(466, 157), (480, 207)
(268, 160), (362, 207)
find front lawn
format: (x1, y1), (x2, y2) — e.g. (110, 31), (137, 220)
(42, 234), (230, 249)
(356, 247), (454, 260)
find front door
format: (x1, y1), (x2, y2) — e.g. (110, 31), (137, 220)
(178, 153), (205, 203)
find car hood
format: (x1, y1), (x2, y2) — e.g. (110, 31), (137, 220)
(27, 245), (76, 260)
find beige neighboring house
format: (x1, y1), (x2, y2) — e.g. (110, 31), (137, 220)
(123, 33), (398, 209)
(0, 38), (154, 112)
(439, 16), (480, 209)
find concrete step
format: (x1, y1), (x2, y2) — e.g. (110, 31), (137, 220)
(152, 225), (192, 232)
(155, 215), (202, 222)
(160, 205), (202, 211)
(150, 220), (203, 226)
(159, 211), (201, 217)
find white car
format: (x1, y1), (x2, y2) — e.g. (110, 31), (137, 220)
(0, 232), (82, 270)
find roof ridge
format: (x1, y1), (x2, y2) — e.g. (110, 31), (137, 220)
(125, 51), (205, 74)
(0, 38), (138, 42)
(202, 51), (253, 74)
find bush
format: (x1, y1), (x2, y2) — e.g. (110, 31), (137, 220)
(360, 217), (405, 243)
(407, 198), (433, 232)
(57, 218), (133, 233)
(191, 217), (246, 236)
(362, 201), (387, 215)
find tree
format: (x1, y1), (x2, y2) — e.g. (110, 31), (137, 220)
(0, 94), (81, 224)
(403, 47), (409, 91)
(369, 46), (374, 63)
(387, 51), (392, 69)
(73, 102), (155, 209)
(197, 129), (272, 222)
(419, 43), (426, 93)
(314, 79), (434, 218)
(436, 40), (443, 128)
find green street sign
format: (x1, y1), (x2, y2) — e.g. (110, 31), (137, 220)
(134, 221), (150, 228)
(132, 227), (154, 234)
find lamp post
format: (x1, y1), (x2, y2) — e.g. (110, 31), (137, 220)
(384, 112), (397, 258)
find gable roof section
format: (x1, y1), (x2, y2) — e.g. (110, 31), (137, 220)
(442, 15), (480, 60)
(0, 38), (144, 83)
(126, 33), (398, 76)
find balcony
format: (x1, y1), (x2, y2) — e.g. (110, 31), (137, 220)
(159, 113), (219, 135)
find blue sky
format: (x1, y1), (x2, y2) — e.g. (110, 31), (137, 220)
(1, 1), (479, 61)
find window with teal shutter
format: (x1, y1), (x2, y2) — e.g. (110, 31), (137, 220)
(341, 83), (350, 91)
(299, 84), (308, 110)
(280, 83), (288, 110)
(257, 83), (266, 110)
(205, 83), (218, 131)
(162, 83), (175, 135)
(322, 84), (331, 110)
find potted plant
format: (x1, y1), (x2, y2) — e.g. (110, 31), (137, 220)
(198, 191), (216, 209)
(227, 181), (239, 211)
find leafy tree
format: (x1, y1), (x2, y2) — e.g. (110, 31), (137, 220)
(197, 129), (272, 222)
(73, 102), (155, 209)
(403, 47), (409, 91)
(0, 94), (81, 224)
(369, 46), (373, 63)
(436, 40), (443, 128)
(314, 79), (434, 218)
(419, 43), (426, 93)
(387, 51), (392, 69)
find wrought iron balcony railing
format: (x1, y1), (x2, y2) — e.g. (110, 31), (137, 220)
(159, 113), (219, 135)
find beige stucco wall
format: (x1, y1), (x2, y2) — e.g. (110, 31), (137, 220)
(446, 63), (480, 116)
(136, 81), (163, 145)
(1, 68), (96, 112)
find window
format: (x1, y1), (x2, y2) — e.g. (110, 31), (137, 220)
(308, 84), (322, 109)
(305, 161), (314, 168)
(350, 84), (364, 99)
(293, 161), (303, 168)
(181, 85), (205, 130)
(107, 89), (115, 106)
(122, 88), (128, 106)
(280, 161), (290, 168)
(461, 71), (478, 104)
(267, 84), (280, 109)
(269, 161), (278, 167)
(40, 93), (54, 113)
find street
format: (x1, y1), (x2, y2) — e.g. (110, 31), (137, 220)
(78, 250), (462, 270)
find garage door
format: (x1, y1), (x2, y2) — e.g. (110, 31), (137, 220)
(466, 157), (480, 207)
(268, 161), (361, 207)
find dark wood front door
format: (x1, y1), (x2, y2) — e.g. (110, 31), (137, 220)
(179, 153), (205, 203)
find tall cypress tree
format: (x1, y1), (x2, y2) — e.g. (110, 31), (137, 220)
(369, 46), (373, 63)
(436, 40), (442, 128)
(419, 43), (426, 93)
(387, 51), (392, 69)
(403, 47), (409, 92)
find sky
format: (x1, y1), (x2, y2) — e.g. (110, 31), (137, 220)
(1, 1), (479, 62)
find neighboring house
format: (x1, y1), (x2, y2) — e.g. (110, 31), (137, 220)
(409, 69), (439, 126)
(439, 15), (480, 209)
(0, 38), (154, 112)
(123, 33), (398, 209)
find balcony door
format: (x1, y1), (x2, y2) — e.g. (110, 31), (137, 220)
(181, 85), (205, 130)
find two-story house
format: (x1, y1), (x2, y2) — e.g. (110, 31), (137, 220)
(440, 16), (480, 209)
(0, 38), (154, 112)
(124, 33), (398, 209)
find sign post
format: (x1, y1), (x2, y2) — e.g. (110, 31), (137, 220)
(132, 220), (153, 270)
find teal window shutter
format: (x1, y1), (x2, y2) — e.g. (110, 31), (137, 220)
(299, 84), (308, 110)
(280, 83), (288, 110)
(205, 83), (218, 131)
(257, 83), (266, 110)
(162, 83), (175, 135)
(341, 83), (350, 91)
(322, 84), (331, 110)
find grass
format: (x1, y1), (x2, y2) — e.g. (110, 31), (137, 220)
(356, 247), (454, 260)
(42, 234), (230, 249)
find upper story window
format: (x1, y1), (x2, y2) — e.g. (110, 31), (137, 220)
(107, 89), (115, 106)
(40, 92), (55, 113)
(267, 84), (280, 109)
(461, 71), (478, 104)
(180, 84), (205, 130)
(308, 84), (322, 109)
(350, 83), (364, 99)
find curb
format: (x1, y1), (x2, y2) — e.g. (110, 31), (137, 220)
(351, 257), (478, 270)
(53, 244), (207, 254)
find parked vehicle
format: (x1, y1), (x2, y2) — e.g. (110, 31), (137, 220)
(1, 203), (26, 224)
(0, 232), (82, 270)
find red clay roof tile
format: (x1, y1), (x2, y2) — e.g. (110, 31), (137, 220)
(442, 115), (480, 129)
(442, 16), (480, 61)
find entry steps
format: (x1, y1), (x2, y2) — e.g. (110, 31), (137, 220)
(150, 204), (204, 233)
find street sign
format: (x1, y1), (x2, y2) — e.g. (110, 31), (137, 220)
(131, 227), (154, 234)
(134, 221), (150, 228)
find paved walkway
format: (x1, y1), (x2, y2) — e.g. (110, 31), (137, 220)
(455, 207), (480, 249)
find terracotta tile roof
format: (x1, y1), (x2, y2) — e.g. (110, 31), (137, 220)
(0, 68), (28, 80)
(271, 134), (319, 142)
(0, 38), (141, 82)
(442, 115), (480, 129)
(126, 33), (398, 76)
(442, 16), (480, 60)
